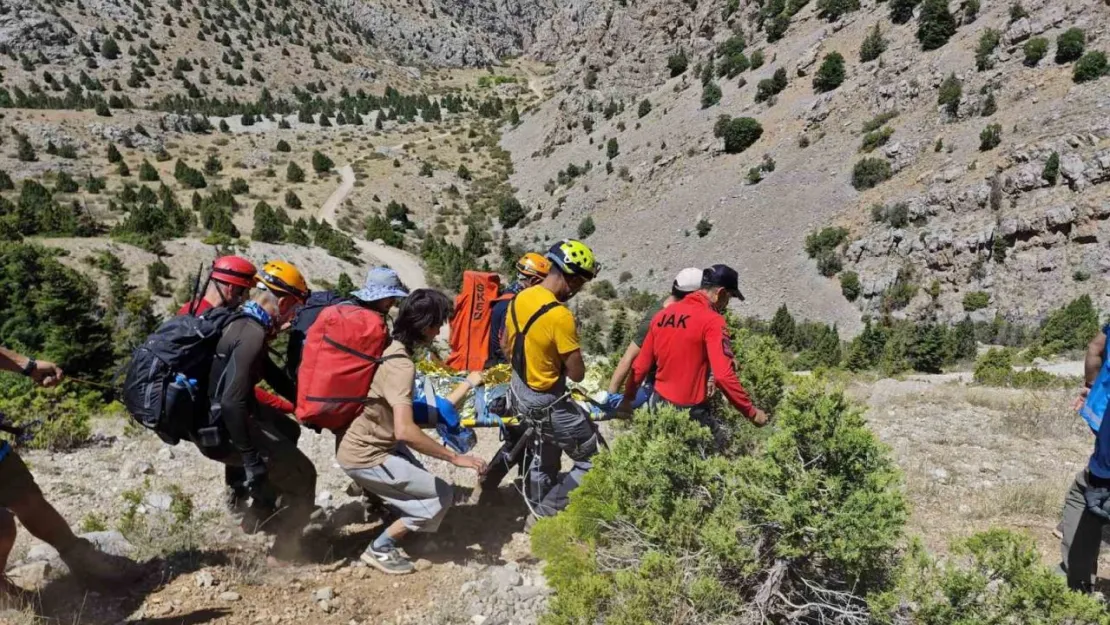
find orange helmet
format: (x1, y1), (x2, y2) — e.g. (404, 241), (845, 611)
(257, 260), (309, 301)
(516, 253), (551, 280)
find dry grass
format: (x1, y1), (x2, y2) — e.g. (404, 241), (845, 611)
(968, 480), (1066, 521)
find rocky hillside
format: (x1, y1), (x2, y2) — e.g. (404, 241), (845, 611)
(501, 0), (1110, 330)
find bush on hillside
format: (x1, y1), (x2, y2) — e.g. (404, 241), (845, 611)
(840, 270), (861, 301)
(973, 348), (1067, 389)
(715, 116), (763, 154)
(577, 215), (596, 239)
(981, 91), (998, 117)
(730, 327), (789, 418)
(667, 50), (689, 77)
(770, 304), (796, 348)
(365, 215), (403, 248)
(976, 29), (1001, 71)
(812, 52), (846, 92)
(979, 123), (1002, 151)
(286, 161), (305, 183)
(275, 139), (291, 152)
(499, 196), (526, 229)
(251, 201), (284, 243)
(312, 150), (334, 173)
(852, 157), (893, 190)
(1073, 51), (1108, 83)
(889, 0), (920, 24)
(1056, 28), (1086, 64)
(1024, 37), (1048, 66)
(871, 530), (1110, 625)
(533, 380), (905, 624)
(284, 190), (302, 209)
(804, 226), (849, 258)
(938, 73), (962, 116)
(1039, 294), (1098, 353)
(816, 0), (860, 21)
(861, 126), (894, 152)
(138, 160), (159, 182)
(917, 0), (957, 51)
(860, 23), (887, 62)
(963, 291), (991, 311)
(1043, 151), (1060, 185)
(701, 82), (722, 108)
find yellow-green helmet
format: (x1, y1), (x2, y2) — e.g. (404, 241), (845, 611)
(545, 239), (599, 280)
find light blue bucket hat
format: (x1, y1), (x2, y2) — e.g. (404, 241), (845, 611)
(351, 266), (409, 302)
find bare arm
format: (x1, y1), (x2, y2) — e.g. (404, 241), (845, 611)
(563, 350), (586, 383)
(394, 401), (487, 474)
(445, 371), (484, 409)
(1085, 332), (1106, 387)
(0, 347), (63, 386)
(608, 342), (640, 395)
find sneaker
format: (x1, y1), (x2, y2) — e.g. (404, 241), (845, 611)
(361, 546), (414, 575)
(225, 485), (249, 515)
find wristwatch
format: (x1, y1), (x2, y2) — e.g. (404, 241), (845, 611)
(20, 358), (36, 377)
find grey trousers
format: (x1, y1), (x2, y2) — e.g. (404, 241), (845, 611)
(511, 375), (599, 518)
(1059, 469), (1106, 591)
(343, 447), (454, 533)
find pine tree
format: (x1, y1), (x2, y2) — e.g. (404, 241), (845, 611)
(0, 170), (13, 191)
(138, 159), (159, 181)
(101, 36), (120, 60)
(812, 52), (846, 92)
(770, 304), (796, 348)
(285, 190), (302, 209)
(917, 0), (957, 51)
(107, 143), (122, 163)
(15, 135), (36, 162)
(251, 201), (285, 243)
(204, 154), (222, 175)
(287, 161), (306, 183)
(860, 23), (887, 62)
(311, 150), (333, 173)
(909, 323), (945, 373)
(608, 310), (630, 353)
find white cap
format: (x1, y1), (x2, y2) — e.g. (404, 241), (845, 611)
(672, 267), (703, 293)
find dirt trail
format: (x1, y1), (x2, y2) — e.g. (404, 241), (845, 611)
(906, 360), (1085, 384)
(316, 164), (428, 290)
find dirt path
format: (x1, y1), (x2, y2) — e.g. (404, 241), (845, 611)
(316, 164), (429, 290)
(906, 359), (1085, 384)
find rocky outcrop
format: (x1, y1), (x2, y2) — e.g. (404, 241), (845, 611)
(0, 5), (76, 59)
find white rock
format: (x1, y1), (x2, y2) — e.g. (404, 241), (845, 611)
(143, 492), (173, 511)
(195, 571), (216, 588)
(314, 587), (335, 601)
(219, 591), (241, 601)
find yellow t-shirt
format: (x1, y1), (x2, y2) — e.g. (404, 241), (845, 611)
(505, 285), (579, 391)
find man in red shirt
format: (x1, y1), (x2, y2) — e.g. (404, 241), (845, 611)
(619, 265), (767, 446)
(177, 256), (296, 511)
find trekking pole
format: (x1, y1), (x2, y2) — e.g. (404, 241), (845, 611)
(63, 376), (118, 392)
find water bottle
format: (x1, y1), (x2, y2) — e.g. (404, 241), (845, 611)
(164, 374), (195, 430)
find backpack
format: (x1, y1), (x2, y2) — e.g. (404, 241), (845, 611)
(286, 290), (347, 380)
(122, 307), (237, 445)
(446, 271), (511, 372)
(295, 303), (392, 431)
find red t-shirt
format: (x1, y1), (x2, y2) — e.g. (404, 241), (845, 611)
(625, 291), (755, 418)
(178, 299), (294, 414)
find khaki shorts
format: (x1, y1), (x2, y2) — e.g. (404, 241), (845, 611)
(0, 448), (42, 509)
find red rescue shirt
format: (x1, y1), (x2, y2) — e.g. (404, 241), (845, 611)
(624, 291), (756, 418)
(177, 299), (295, 414)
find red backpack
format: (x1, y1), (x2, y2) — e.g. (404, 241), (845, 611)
(295, 303), (391, 431)
(445, 271), (511, 372)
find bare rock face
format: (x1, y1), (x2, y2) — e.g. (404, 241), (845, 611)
(0, 5), (76, 59)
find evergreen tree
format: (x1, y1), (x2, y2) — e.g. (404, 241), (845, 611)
(770, 304), (796, 349)
(276, 139), (291, 152)
(1043, 151), (1060, 185)
(16, 135), (36, 162)
(812, 52), (846, 92)
(287, 161), (306, 183)
(0, 170), (13, 191)
(101, 36), (121, 60)
(499, 196), (526, 229)
(578, 215), (596, 239)
(138, 159), (159, 181)
(251, 201), (285, 242)
(457, 164), (471, 180)
(606, 138), (619, 159)
(909, 323), (945, 373)
(860, 23), (887, 62)
(203, 154), (222, 175)
(284, 189), (302, 209)
(336, 272), (355, 294)
(608, 310), (630, 353)
(917, 0), (957, 51)
(311, 150), (333, 173)
(107, 143), (122, 163)
(889, 0), (921, 24)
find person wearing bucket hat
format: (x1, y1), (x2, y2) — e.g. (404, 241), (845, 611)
(604, 268), (703, 406)
(351, 267), (410, 311)
(619, 263), (767, 448)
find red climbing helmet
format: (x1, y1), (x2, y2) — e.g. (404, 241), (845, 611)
(211, 256), (257, 289)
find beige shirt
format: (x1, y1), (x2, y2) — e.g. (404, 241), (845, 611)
(335, 342), (414, 469)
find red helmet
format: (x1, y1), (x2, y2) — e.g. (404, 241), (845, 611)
(211, 256), (256, 288)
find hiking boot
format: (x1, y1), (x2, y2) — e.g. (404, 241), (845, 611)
(58, 538), (143, 589)
(361, 546), (414, 575)
(225, 485), (249, 516)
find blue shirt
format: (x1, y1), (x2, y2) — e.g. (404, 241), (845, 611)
(0, 440), (10, 463)
(1089, 325), (1110, 479)
(486, 283), (525, 368)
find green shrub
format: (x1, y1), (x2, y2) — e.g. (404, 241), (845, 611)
(1056, 28), (1086, 64)
(909, 322), (945, 373)
(533, 380), (905, 624)
(765, 13), (790, 42)
(54, 171), (78, 194)
(0, 170), (12, 191)
(606, 137), (619, 159)
(963, 290), (990, 311)
(812, 52), (846, 92)
(816, 249), (842, 276)
(696, 218), (712, 237)
(840, 270), (861, 301)
(138, 160), (159, 182)
(917, 0), (957, 51)
(715, 116), (763, 154)
(228, 178), (249, 194)
(1073, 51), (1108, 83)
(311, 150), (333, 173)
(590, 279), (617, 300)
(860, 23), (887, 62)
(972, 347), (1071, 388)
(816, 0), (860, 21)
(872, 530), (1110, 625)
(938, 73), (962, 116)
(852, 157), (893, 190)
(862, 109), (899, 133)
(286, 161), (305, 183)
(750, 49), (765, 69)
(499, 196), (526, 229)
(667, 50), (689, 77)
(804, 226), (849, 258)
(964, 0), (980, 20)
(889, 0), (920, 24)
(861, 126), (894, 152)
(284, 190), (302, 209)
(770, 304), (796, 348)
(886, 202), (909, 227)
(700, 81), (722, 108)
(577, 215), (596, 239)
(365, 215), (403, 248)
(1023, 37), (1048, 66)
(0, 382), (103, 450)
(275, 139), (291, 152)
(203, 154), (222, 176)
(1043, 151), (1060, 185)
(1039, 294), (1098, 353)
(251, 201), (284, 243)
(975, 28), (1001, 70)
(979, 123), (1002, 151)
(981, 91), (997, 117)
(730, 327), (788, 416)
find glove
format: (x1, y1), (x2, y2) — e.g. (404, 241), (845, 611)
(1084, 485), (1110, 521)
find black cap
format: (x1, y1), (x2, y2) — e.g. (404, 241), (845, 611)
(702, 264), (745, 300)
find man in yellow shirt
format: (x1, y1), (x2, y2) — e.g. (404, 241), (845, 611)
(505, 239), (600, 519)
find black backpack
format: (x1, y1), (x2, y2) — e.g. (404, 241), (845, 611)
(122, 307), (237, 445)
(285, 290), (347, 380)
